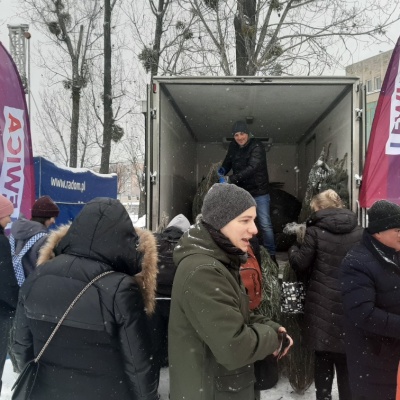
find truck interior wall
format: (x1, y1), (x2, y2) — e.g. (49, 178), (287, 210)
(159, 95), (197, 223)
(196, 143), (298, 198)
(297, 91), (353, 201)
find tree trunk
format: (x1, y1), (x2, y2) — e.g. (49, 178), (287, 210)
(234, 0), (257, 76)
(100, 0), (113, 174)
(151, 0), (166, 79)
(139, 188), (146, 218)
(69, 86), (81, 167)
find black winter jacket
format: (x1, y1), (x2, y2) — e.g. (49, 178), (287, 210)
(0, 226), (19, 316)
(340, 230), (400, 400)
(221, 138), (270, 196)
(11, 198), (159, 400)
(154, 226), (184, 298)
(288, 208), (363, 353)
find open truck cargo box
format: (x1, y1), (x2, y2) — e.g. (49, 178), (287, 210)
(145, 76), (365, 230)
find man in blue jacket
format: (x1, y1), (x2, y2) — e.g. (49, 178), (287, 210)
(340, 200), (400, 400)
(220, 120), (276, 263)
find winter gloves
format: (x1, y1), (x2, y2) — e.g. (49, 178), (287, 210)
(217, 167), (229, 184)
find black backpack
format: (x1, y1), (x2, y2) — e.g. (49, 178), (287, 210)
(155, 227), (183, 297)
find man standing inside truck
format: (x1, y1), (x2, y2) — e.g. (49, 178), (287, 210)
(219, 120), (277, 264)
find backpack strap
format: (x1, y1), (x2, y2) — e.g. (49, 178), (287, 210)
(9, 232), (48, 287)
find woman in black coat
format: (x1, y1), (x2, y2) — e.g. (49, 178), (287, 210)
(288, 189), (363, 400)
(0, 195), (19, 394)
(11, 197), (159, 400)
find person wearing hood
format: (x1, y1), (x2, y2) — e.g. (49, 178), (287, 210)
(10, 195), (60, 284)
(340, 200), (400, 400)
(0, 195), (19, 395)
(219, 120), (277, 264)
(11, 197), (159, 400)
(288, 189), (363, 400)
(168, 183), (293, 400)
(150, 214), (191, 394)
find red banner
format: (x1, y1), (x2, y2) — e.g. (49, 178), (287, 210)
(0, 41), (35, 220)
(359, 36), (400, 207)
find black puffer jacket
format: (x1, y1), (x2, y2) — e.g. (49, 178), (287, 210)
(0, 226), (19, 316)
(340, 231), (400, 400)
(11, 198), (159, 400)
(288, 208), (363, 353)
(221, 138), (269, 196)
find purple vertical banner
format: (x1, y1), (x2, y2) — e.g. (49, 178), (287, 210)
(0, 41), (35, 220)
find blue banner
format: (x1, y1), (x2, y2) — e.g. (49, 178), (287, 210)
(34, 157), (117, 203)
(34, 157), (118, 225)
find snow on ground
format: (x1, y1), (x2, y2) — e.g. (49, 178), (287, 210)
(2, 360), (338, 399)
(158, 366), (338, 400)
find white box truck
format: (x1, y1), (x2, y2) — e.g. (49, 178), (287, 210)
(144, 76), (365, 231)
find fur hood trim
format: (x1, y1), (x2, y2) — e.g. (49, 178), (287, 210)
(37, 224), (158, 315)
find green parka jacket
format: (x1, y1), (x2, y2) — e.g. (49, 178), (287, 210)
(168, 220), (280, 400)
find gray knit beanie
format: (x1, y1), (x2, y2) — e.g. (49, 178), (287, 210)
(367, 200), (400, 234)
(232, 120), (248, 136)
(201, 183), (256, 230)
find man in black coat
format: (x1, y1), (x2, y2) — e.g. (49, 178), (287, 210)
(220, 120), (276, 263)
(340, 200), (400, 400)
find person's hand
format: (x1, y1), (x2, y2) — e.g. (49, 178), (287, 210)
(217, 167), (225, 176)
(273, 328), (293, 359)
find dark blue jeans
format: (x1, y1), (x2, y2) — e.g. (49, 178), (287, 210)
(254, 194), (276, 256)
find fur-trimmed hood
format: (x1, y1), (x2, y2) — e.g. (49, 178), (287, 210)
(37, 198), (158, 314)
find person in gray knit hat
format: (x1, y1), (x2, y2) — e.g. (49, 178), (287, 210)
(169, 183), (293, 400)
(340, 199), (400, 400)
(202, 183), (256, 230)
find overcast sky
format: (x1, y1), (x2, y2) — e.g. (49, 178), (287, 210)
(2, 1), (399, 65)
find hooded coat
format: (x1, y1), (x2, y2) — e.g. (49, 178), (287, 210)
(10, 217), (49, 277)
(11, 198), (159, 400)
(340, 230), (400, 400)
(288, 208), (363, 353)
(154, 225), (185, 298)
(221, 138), (270, 196)
(168, 221), (280, 400)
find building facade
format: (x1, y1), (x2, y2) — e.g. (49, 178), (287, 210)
(345, 49), (393, 139)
